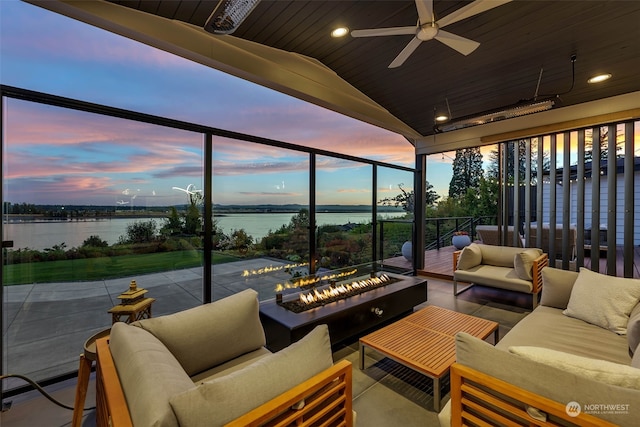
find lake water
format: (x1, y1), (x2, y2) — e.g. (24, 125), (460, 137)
(4, 212), (406, 250)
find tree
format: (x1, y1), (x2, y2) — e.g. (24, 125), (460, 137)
(486, 140), (534, 184)
(379, 182), (440, 214)
(230, 229), (253, 252)
(289, 208), (310, 231)
(161, 189), (203, 237)
(184, 191), (203, 235)
(288, 208), (310, 255)
(448, 148), (483, 198)
(161, 206), (183, 236)
(121, 220), (157, 244)
(380, 183), (414, 212)
(584, 126), (624, 162)
(466, 176), (499, 219)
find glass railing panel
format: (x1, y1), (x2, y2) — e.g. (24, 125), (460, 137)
(315, 156), (373, 273)
(211, 137), (309, 302)
(2, 99), (204, 387)
(376, 167), (413, 271)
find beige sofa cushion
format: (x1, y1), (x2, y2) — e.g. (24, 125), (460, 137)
(633, 344), (640, 369)
(509, 346), (640, 390)
(479, 244), (527, 268)
(628, 303), (640, 355)
(454, 265), (533, 293)
(456, 243), (482, 270)
(169, 324), (333, 427)
(540, 267), (578, 309)
(109, 322), (195, 427)
(563, 268), (640, 335)
(513, 248), (543, 280)
(455, 332), (640, 426)
(496, 306), (631, 365)
(134, 289), (266, 376)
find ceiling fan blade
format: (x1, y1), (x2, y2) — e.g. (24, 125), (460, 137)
(351, 26), (416, 38)
(415, 0), (434, 24)
(389, 37), (423, 68)
(435, 30), (480, 56)
(438, 0), (512, 28)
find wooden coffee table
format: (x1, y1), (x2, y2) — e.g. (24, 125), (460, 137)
(359, 305), (499, 411)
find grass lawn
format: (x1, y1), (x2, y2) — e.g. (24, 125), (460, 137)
(3, 250), (241, 285)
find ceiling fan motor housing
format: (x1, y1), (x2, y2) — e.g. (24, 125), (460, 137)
(417, 23), (438, 41)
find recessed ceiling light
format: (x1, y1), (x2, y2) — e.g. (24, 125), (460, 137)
(435, 114), (449, 122)
(331, 27), (349, 38)
(587, 73), (612, 84)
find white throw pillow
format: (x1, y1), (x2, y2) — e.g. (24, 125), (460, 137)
(563, 268), (640, 335)
(509, 346), (640, 390)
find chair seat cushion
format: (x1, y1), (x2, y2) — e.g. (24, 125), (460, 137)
(454, 265), (533, 293)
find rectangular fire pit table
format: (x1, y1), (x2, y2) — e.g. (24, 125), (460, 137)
(359, 305), (499, 411)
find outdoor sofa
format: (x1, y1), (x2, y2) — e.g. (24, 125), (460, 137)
(440, 267), (640, 426)
(527, 223), (577, 260)
(475, 224), (524, 247)
(453, 243), (549, 309)
(94, 289), (353, 427)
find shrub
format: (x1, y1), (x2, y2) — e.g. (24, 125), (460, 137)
(82, 235), (109, 248)
(120, 220), (157, 244)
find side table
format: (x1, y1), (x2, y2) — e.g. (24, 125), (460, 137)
(108, 297), (156, 324)
(71, 328), (110, 427)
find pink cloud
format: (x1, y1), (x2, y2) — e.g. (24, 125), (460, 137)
(336, 188), (370, 194)
(5, 3), (186, 68)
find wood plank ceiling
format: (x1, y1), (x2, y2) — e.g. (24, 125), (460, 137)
(108, 1), (640, 137)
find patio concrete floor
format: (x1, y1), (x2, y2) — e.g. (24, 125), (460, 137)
(2, 258), (533, 426)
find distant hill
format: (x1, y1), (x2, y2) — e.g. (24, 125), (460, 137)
(212, 204), (405, 213)
(8, 203), (405, 216)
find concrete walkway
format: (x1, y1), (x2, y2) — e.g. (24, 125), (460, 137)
(2, 257), (297, 390)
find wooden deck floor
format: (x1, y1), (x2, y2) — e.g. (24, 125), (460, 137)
(389, 245), (640, 280)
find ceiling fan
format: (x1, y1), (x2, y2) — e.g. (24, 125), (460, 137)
(351, 0), (512, 68)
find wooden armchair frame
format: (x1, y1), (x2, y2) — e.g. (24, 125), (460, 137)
(453, 250), (549, 309)
(449, 362), (615, 427)
(95, 337), (353, 427)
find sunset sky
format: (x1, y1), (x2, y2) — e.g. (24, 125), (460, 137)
(0, 0), (459, 207)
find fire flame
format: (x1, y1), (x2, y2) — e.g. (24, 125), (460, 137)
(242, 262), (308, 277)
(274, 268), (359, 293)
(299, 274), (390, 305)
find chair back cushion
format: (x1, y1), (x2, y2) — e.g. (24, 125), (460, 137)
(513, 248), (543, 280)
(134, 289), (266, 376)
(109, 322), (194, 427)
(540, 267), (579, 309)
(480, 245), (527, 268)
(456, 243), (482, 270)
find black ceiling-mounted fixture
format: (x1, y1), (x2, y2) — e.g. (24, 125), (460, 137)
(434, 54), (577, 133)
(434, 98), (556, 133)
(204, 0), (261, 35)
